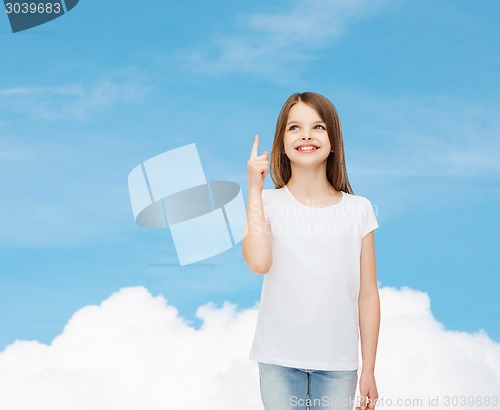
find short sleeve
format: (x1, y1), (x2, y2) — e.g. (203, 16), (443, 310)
(361, 197), (379, 238)
(261, 189), (270, 223)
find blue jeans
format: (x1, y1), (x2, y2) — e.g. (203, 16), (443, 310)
(258, 362), (358, 410)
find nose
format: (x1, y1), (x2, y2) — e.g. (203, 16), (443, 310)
(301, 134), (312, 140)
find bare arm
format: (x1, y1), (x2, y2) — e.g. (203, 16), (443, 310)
(242, 188), (272, 273)
(357, 230), (380, 410)
(241, 135), (273, 274)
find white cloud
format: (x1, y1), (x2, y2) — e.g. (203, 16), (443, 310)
(177, 0), (396, 79)
(0, 133), (132, 247)
(0, 73), (149, 122)
(0, 287), (262, 410)
(376, 286), (500, 408)
(331, 92), (500, 222)
(343, 94), (500, 179)
(0, 285), (498, 410)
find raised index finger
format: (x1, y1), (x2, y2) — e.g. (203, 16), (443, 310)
(250, 134), (259, 159)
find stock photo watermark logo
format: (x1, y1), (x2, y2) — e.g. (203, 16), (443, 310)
(4, 0), (79, 33)
(128, 143), (246, 266)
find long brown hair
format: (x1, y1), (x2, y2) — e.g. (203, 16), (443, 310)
(269, 92), (354, 194)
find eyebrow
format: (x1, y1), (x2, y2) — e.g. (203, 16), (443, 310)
(286, 120), (326, 125)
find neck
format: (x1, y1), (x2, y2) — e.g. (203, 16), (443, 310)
(286, 163), (333, 197)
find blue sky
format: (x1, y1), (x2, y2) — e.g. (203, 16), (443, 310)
(0, 0), (499, 352)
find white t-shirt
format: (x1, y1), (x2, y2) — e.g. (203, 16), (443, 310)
(248, 185), (379, 371)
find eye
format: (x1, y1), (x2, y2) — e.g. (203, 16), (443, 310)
(288, 125), (299, 131)
(314, 124), (326, 130)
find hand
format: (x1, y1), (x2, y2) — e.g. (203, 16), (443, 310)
(247, 134), (269, 192)
(355, 372), (379, 410)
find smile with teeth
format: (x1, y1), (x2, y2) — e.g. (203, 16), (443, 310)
(297, 146), (318, 152)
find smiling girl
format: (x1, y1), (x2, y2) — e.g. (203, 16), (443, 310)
(243, 92), (380, 410)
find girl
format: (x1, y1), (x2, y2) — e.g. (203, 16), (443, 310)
(242, 92), (380, 410)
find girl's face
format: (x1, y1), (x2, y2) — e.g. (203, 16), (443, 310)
(283, 102), (331, 166)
